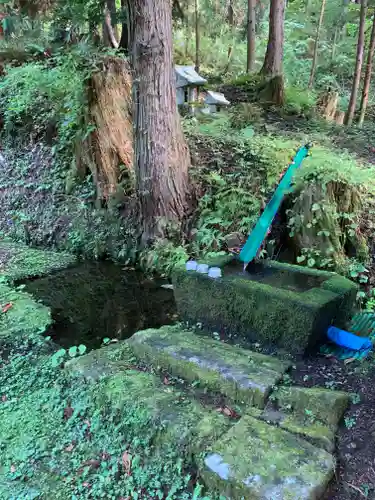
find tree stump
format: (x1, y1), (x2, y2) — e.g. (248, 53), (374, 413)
(316, 90), (338, 121)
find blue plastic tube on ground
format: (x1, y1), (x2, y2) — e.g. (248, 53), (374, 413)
(327, 326), (373, 351)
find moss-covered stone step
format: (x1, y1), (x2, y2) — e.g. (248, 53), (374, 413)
(128, 325), (290, 407)
(67, 354), (231, 456)
(247, 407), (335, 453)
(244, 386), (349, 453)
(201, 414), (335, 499)
(274, 386), (349, 427)
(65, 341), (135, 381)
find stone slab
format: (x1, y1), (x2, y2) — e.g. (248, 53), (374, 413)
(248, 407), (335, 453)
(201, 414), (335, 499)
(92, 369), (230, 455)
(65, 341), (135, 381)
(275, 386), (349, 427)
(128, 325), (290, 407)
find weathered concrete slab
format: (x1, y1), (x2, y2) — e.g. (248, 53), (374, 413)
(275, 386), (349, 427)
(128, 325), (290, 407)
(201, 414), (335, 499)
(92, 369), (230, 455)
(248, 407), (335, 453)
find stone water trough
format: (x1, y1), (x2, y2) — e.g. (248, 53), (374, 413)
(173, 255), (357, 356)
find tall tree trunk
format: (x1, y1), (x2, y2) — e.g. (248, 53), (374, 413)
(308, 0), (326, 89)
(195, 0), (200, 72)
(345, 0), (368, 126)
(228, 0), (234, 26)
(119, 0), (132, 51)
(185, 0), (190, 57)
(103, 9), (119, 48)
(359, 14), (375, 126)
(132, 0), (191, 242)
(261, 0), (285, 77)
(107, 0), (119, 41)
(247, 0), (256, 72)
(331, 25), (339, 61)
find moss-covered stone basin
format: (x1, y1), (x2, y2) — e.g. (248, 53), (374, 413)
(173, 256), (357, 356)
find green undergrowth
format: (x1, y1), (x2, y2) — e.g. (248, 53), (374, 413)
(0, 346), (214, 499)
(146, 116), (375, 287)
(0, 240), (77, 282)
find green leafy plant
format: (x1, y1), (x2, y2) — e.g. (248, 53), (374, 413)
(51, 344), (87, 367)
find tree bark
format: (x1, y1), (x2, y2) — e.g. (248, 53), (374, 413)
(228, 0), (234, 26)
(247, 0), (256, 73)
(195, 0), (200, 72)
(358, 14), (375, 126)
(103, 9), (119, 48)
(331, 25), (339, 61)
(308, 0), (326, 89)
(345, 0), (368, 126)
(132, 0), (191, 242)
(261, 0), (285, 77)
(107, 0), (119, 41)
(119, 0), (132, 51)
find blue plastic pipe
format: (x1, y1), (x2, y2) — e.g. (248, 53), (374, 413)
(327, 326), (372, 351)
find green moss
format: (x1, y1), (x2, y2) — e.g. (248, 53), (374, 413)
(65, 341), (136, 381)
(275, 386), (349, 427)
(173, 258), (357, 355)
(247, 406), (335, 453)
(93, 369), (230, 455)
(200, 415), (335, 499)
(280, 415), (335, 453)
(128, 325), (290, 407)
(0, 282), (51, 345)
(0, 240), (76, 282)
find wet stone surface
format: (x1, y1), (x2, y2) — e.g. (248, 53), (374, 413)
(129, 325), (290, 407)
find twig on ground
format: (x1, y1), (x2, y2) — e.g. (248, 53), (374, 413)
(346, 482), (366, 497)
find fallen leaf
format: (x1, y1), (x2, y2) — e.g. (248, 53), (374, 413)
(81, 459), (101, 470)
(218, 406), (240, 419)
(2, 302), (13, 313)
(63, 405), (74, 420)
(121, 451), (131, 474)
(163, 377), (170, 385)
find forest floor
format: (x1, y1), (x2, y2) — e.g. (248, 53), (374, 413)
(219, 83), (375, 165)
(293, 355), (375, 499)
